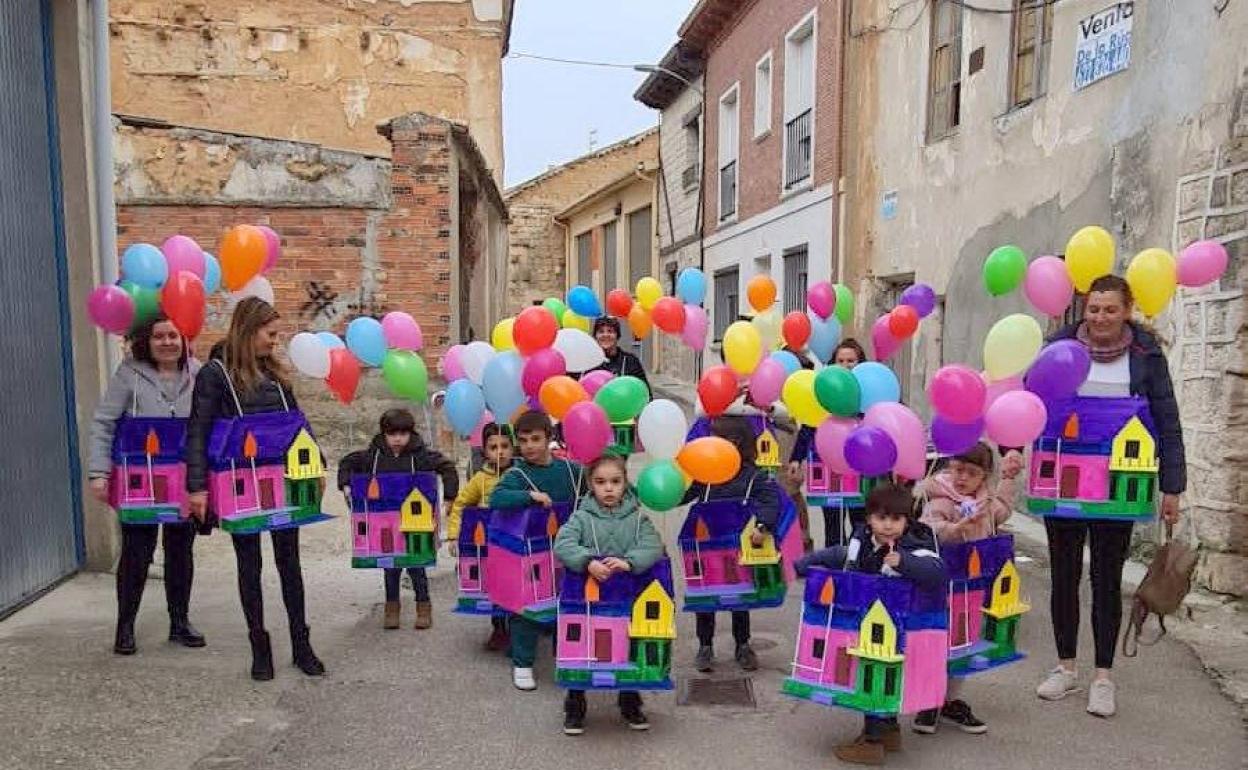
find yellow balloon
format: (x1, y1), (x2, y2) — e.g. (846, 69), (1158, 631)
(782, 369), (830, 427)
(751, 308), (782, 351)
(491, 317), (515, 351)
(723, 320), (763, 375)
(636, 276), (663, 311)
(562, 310), (593, 333)
(1065, 226), (1115, 293)
(1125, 248), (1177, 317)
(983, 313), (1043, 380)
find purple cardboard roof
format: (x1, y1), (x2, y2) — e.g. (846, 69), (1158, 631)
(207, 411), (312, 464)
(456, 506), (492, 545)
(559, 560), (674, 606)
(803, 567), (946, 616)
(489, 502), (572, 540)
(111, 416), (187, 463)
(349, 471), (439, 512)
(1040, 396), (1153, 445)
(942, 535), (1015, 582)
(678, 499), (754, 541)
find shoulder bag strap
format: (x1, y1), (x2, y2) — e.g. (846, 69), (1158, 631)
(214, 359), (245, 416)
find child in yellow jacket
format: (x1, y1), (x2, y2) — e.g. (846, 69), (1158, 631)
(448, 422), (513, 651)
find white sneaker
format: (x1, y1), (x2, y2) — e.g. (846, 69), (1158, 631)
(1087, 679), (1117, 717)
(512, 666), (537, 691)
(1036, 666), (1080, 700)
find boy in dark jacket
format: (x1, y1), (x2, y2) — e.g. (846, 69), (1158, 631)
(795, 484), (947, 766)
(338, 408), (459, 630)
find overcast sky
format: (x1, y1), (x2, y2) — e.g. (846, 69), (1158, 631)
(502, 0), (697, 188)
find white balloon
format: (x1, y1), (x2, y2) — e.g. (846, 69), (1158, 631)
(554, 328), (606, 373)
(462, 341), (497, 385)
(288, 332), (331, 379)
(637, 399), (687, 460)
(230, 275), (275, 307)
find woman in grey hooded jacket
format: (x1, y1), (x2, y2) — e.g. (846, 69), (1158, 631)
(88, 316), (204, 655)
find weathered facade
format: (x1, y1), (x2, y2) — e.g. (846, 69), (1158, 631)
(109, 0), (513, 180)
(841, 0), (1248, 594)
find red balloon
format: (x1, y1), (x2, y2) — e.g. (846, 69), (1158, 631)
(326, 348), (362, 404)
(651, 296), (686, 334)
(698, 365), (740, 417)
(160, 271), (206, 339)
(606, 289), (634, 318)
(513, 305), (558, 356)
(888, 305), (920, 339)
(781, 311), (812, 350)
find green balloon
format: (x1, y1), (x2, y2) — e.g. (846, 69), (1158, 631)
(542, 297), (567, 324)
(984, 245), (1028, 297)
(120, 280), (161, 334)
(833, 284), (855, 326)
(594, 375), (650, 422)
(636, 459), (687, 512)
(813, 365), (862, 417)
(382, 350), (429, 401)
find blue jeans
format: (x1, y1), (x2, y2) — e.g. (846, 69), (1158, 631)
(383, 567), (429, 602)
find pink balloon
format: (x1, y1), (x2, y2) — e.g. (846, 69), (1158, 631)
(1177, 240), (1229, 288)
(814, 416), (857, 475)
(807, 281), (836, 320)
(441, 344), (467, 382)
(862, 402), (927, 480)
(927, 364), (986, 424)
(747, 357), (786, 408)
(984, 390), (1047, 447)
(468, 409), (495, 448)
(563, 401), (612, 463)
(256, 225), (282, 273)
(521, 348), (567, 397)
(161, 235), (206, 279)
(381, 311), (424, 351)
(1023, 255), (1074, 316)
(87, 285), (135, 335)
(682, 304), (709, 350)
(580, 369), (614, 397)
(871, 315), (901, 361)
(982, 372), (1024, 409)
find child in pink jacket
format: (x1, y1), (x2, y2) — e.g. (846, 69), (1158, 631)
(918, 442), (1024, 545)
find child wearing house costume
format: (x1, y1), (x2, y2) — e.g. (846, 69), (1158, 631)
(682, 415), (781, 673)
(448, 422), (514, 650)
(338, 408), (458, 630)
(489, 410), (587, 691)
(795, 484), (946, 766)
(553, 454), (665, 735)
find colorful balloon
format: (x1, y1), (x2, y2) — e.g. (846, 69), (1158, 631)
(562, 310), (593, 333)
(627, 305), (653, 340)
(346, 316), (387, 367)
(521, 347), (566, 397)
(863, 402), (926, 480)
(984, 244), (1028, 296)
(814, 416), (857, 475)
(888, 305), (920, 339)
(746, 275), (777, 312)
(751, 307), (782, 351)
(1125, 248), (1177, 317)
(808, 315), (843, 363)
(931, 416), (985, 456)
(202, 252), (221, 294)
(636, 276), (663, 311)
(381, 311), (424, 352)
(680, 305), (707, 349)
(542, 297), (568, 325)
(807, 281), (836, 319)
(843, 426), (897, 477)
(1023, 255), (1074, 317)
(326, 348), (362, 404)
(86, 285), (135, 335)
(782, 369), (829, 427)
(723, 321), (762, 375)
(567, 285), (603, 319)
(554, 328), (606, 372)
(580, 369), (614, 397)
(781, 311), (812, 350)
(255, 225), (282, 274)
(595, 375), (650, 422)
(1177, 240), (1229, 288)
(1024, 339), (1092, 402)
(382, 350), (429, 401)
(676, 267), (707, 305)
(636, 460), (688, 512)
(219, 225), (267, 292)
(289, 332), (331, 379)
(468, 410), (495, 447)
(637, 399), (688, 461)
(834, 283), (855, 326)
(651, 296), (687, 334)
(514, 305), (559, 356)
(871, 315), (901, 361)
(564, 401), (612, 463)
(983, 372), (1024, 410)
(119, 281), (160, 333)
(927, 365), (986, 425)
(121, 243), (168, 289)
(814, 365), (862, 417)
(853, 361), (901, 412)
(538, 375), (589, 420)
(445, 379), (486, 437)
(985, 390), (1047, 447)
(461, 341), (496, 385)
(697, 365), (739, 417)
(231, 275), (274, 306)
(316, 332), (345, 350)
(482, 351), (525, 421)
(770, 350), (802, 376)
(983, 313), (1043, 380)
(605, 289), (634, 318)
(440, 343), (466, 381)
(491, 317), (516, 351)
(161, 235), (205, 280)
(1065, 226), (1115, 293)
(899, 283), (936, 318)
(747, 357), (787, 408)
(677, 437), (741, 484)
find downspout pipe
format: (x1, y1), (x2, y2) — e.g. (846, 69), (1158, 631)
(91, 0), (119, 371)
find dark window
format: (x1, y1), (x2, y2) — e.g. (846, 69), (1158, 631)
(356, 521), (367, 536)
(602, 220), (618, 292)
(1040, 460), (1056, 479)
(1009, 0), (1054, 108)
(783, 109), (812, 189)
(713, 267), (740, 343)
(645, 601), (661, 620)
(985, 617), (998, 639)
(691, 557), (703, 577)
(783, 246), (809, 315)
(862, 664), (874, 694)
(297, 447), (310, 465)
(927, 0), (964, 141)
(871, 623), (885, 645)
(576, 231), (593, 288)
(645, 642), (660, 666)
(812, 638), (826, 660)
(129, 473), (143, 490)
(566, 623), (582, 642)
(530, 564), (541, 583)
(1000, 576), (1012, 596)
(884, 666), (898, 696)
(1125, 440), (1140, 459)
(1007, 622), (1017, 644)
(1127, 477), (1140, 502)
(468, 565), (479, 581)
(234, 478), (246, 497)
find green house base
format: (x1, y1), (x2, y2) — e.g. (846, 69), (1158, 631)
(1026, 496), (1155, 521)
(117, 506), (184, 525)
(782, 678), (898, 716)
(351, 554), (436, 569)
(220, 509), (332, 534)
(682, 579), (787, 612)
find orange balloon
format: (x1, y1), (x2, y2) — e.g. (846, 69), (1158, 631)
(220, 225), (268, 291)
(677, 436), (742, 485)
(746, 275), (777, 312)
(627, 304), (653, 339)
(538, 375), (588, 420)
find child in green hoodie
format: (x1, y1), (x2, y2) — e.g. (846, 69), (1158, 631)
(554, 454), (664, 735)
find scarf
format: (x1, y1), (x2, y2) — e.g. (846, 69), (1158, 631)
(1076, 322), (1133, 364)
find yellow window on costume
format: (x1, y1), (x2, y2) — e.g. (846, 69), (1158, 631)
(628, 580), (676, 639)
(1109, 417), (1158, 473)
(849, 600), (903, 663)
(285, 429), (324, 480)
(984, 560), (1031, 619)
(400, 488), (435, 533)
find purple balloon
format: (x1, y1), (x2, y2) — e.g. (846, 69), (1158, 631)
(899, 283), (937, 319)
(843, 425), (898, 477)
(931, 415), (985, 456)
(1024, 339), (1092, 402)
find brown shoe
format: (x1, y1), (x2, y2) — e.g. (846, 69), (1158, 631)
(383, 601), (401, 630)
(414, 601), (433, 630)
(880, 723), (902, 752)
(833, 735), (885, 766)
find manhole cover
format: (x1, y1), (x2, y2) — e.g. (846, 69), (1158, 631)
(678, 676), (756, 707)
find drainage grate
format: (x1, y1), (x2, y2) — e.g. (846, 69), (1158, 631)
(678, 676), (757, 707)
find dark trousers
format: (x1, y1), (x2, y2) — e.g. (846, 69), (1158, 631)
(823, 506), (867, 549)
(695, 610), (750, 647)
(383, 567), (429, 602)
(565, 689), (641, 716)
(116, 523), (196, 624)
(1045, 517), (1134, 669)
(230, 529), (308, 634)
(864, 715), (898, 739)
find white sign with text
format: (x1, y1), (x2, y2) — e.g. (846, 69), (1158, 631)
(1073, 2), (1134, 91)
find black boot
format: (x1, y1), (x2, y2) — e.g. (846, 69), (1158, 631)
(113, 621), (137, 656)
(249, 629), (274, 681)
(169, 615), (206, 648)
(291, 626), (325, 676)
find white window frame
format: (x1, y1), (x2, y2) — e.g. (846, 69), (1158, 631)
(753, 50), (773, 140)
(782, 9), (817, 196)
(717, 82), (741, 224)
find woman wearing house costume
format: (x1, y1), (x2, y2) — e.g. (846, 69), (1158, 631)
(88, 315), (204, 656)
(1034, 275), (1185, 718)
(186, 297), (325, 681)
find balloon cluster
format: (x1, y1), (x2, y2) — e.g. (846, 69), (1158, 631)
(87, 226), (280, 340)
(633, 403), (743, 513)
(871, 283), (934, 361)
(288, 312), (429, 405)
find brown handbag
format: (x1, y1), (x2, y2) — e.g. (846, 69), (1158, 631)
(1121, 522), (1198, 657)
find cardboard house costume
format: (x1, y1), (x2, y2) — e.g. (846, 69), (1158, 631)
(454, 506), (501, 616)
(942, 534), (1029, 676)
(485, 502), (572, 623)
(109, 417), (190, 525)
(348, 471), (440, 568)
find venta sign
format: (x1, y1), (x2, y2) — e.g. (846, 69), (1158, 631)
(1073, 1), (1133, 91)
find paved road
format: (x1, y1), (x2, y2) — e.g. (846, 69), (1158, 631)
(1, 494), (1243, 770)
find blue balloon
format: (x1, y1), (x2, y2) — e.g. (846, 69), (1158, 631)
(445, 379), (486, 437)
(346, 317), (387, 367)
(202, 252), (222, 294)
(121, 243), (168, 289)
(315, 332), (345, 350)
(676, 267), (707, 305)
(566, 285), (603, 319)
(481, 351), (526, 423)
(808, 314), (843, 363)
(853, 361), (901, 412)
(770, 350), (801, 376)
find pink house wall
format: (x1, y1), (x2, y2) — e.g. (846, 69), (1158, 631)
(682, 547), (749, 588)
(1030, 452), (1110, 500)
(807, 464), (859, 495)
(557, 614), (631, 665)
(794, 626), (858, 686)
(458, 554), (486, 591)
(900, 630), (949, 713)
(366, 510), (402, 554)
(486, 548), (558, 614)
(210, 464), (286, 516)
(948, 588), (986, 648)
(111, 464), (186, 509)
(779, 525), (804, 582)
